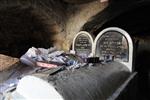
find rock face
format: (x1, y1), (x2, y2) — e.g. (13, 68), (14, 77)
(0, 0), (66, 57)
(0, 54), (19, 71)
(63, 0), (97, 4)
(0, 0), (109, 74)
(63, 1), (108, 50)
(0, 0), (108, 57)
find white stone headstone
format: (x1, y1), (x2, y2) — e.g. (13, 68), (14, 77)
(93, 27), (133, 72)
(72, 31), (94, 58)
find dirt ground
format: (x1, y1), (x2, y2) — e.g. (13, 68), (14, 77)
(0, 54), (19, 71)
(0, 54), (20, 83)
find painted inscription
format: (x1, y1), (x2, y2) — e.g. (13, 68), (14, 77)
(96, 31), (129, 62)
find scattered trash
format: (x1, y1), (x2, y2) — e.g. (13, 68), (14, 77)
(36, 61), (58, 69)
(20, 47), (84, 69)
(0, 78), (18, 94)
(66, 63), (87, 71)
(20, 47), (114, 71)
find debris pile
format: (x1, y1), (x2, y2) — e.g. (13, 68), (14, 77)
(20, 47), (85, 69)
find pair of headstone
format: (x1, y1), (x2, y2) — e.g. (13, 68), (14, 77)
(72, 27), (133, 72)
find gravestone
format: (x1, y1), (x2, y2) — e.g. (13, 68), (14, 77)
(94, 27), (133, 72)
(72, 31), (94, 58)
(95, 31), (128, 62)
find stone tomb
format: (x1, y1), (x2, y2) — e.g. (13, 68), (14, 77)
(93, 27), (133, 72)
(72, 27), (133, 72)
(72, 31), (94, 58)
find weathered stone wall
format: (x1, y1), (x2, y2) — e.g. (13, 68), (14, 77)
(63, 0), (97, 4)
(0, 0), (108, 57)
(0, 0), (65, 57)
(63, 1), (108, 50)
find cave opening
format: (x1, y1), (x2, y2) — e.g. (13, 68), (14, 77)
(0, 6), (54, 58)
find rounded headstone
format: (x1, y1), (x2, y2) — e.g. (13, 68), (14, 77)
(96, 31), (128, 62)
(94, 27), (133, 72)
(72, 31), (94, 58)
